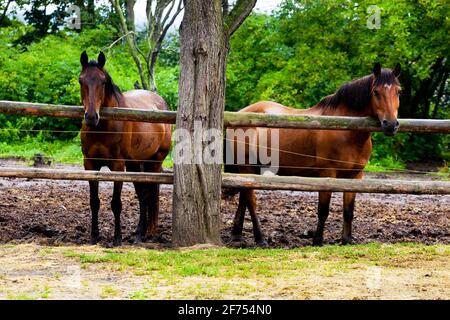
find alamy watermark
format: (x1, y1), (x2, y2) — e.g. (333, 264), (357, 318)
(173, 123), (280, 175)
(367, 5), (381, 30)
(64, 265), (82, 288)
(65, 5), (81, 30)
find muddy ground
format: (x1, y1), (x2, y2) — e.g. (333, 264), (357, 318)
(0, 160), (448, 248)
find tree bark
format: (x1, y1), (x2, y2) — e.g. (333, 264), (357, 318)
(126, 0), (136, 32)
(172, 0), (227, 246)
(172, 0), (256, 246)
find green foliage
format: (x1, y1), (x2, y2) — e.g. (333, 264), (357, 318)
(0, 135), (82, 164)
(0, 23), (179, 144)
(0, 2), (448, 167)
(227, 0), (449, 164)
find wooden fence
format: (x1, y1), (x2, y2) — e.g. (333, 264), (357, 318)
(0, 100), (449, 194)
(1, 100), (450, 132)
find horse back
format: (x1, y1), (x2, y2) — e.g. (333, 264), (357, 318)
(229, 101), (371, 178)
(123, 90), (169, 111)
(121, 90), (172, 162)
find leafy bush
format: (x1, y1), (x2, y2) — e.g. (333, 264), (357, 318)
(0, 23), (179, 142)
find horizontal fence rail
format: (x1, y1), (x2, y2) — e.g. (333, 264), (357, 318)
(1, 100), (449, 133)
(0, 167), (449, 194)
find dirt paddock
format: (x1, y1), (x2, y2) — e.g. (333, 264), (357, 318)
(0, 164), (448, 248)
(0, 162), (449, 299)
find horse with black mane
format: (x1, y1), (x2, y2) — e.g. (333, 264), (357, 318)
(226, 62), (401, 246)
(79, 51), (171, 246)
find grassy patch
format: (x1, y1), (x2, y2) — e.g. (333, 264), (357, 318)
(0, 138), (174, 168)
(365, 156), (406, 172)
(6, 285), (52, 300)
(63, 243), (449, 279)
(2, 243), (448, 299)
(0, 138), (82, 164)
(100, 286), (119, 299)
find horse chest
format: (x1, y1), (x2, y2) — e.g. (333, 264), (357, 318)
(81, 131), (122, 159)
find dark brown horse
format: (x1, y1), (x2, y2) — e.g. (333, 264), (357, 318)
(79, 51), (172, 246)
(226, 62), (401, 246)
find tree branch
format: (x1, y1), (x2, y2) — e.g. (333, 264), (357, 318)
(222, 0), (229, 17)
(224, 0), (256, 38)
(159, 0), (183, 45)
(111, 0), (149, 89)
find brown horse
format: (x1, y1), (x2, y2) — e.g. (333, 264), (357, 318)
(79, 51), (171, 246)
(226, 62), (401, 246)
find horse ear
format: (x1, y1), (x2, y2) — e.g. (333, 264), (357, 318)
(97, 52), (106, 69)
(393, 63), (401, 77)
(373, 62), (381, 77)
(80, 51), (88, 68)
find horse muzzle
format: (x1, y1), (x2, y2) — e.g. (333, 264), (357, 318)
(381, 119), (400, 136)
(84, 112), (100, 127)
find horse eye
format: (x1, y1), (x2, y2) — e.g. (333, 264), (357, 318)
(373, 90), (379, 97)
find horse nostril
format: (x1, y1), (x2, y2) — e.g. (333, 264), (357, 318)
(382, 120), (388, 127)
(395, 121), (400, 127)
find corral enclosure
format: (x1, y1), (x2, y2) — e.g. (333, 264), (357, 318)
(0, 101), (449, 247)
(0, 0), (449, 301)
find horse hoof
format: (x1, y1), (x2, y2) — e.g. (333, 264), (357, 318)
(228, 238), (247, 248)
(231, 235), (245, 242)
(113, 239), (122, 247)
(90, 237), (99, 245)
(341, 237), (352, 245)
(312, 237), (323, 246)
(256, 240), (269, 248)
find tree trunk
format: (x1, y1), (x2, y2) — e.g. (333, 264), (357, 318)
(432, 71), (448, 118)
(172, 0), (227, 246)
(126, 0), (136, 32)
(0, 0), (12, 26)
(147, 47), (159, 92)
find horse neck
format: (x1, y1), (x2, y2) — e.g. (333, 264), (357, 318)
(102, 92), (122, 109)
(319, 102), (374, 117)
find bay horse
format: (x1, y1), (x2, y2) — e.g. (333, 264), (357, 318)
(226, 62), (401, 246)
(79, 51), (172, 246)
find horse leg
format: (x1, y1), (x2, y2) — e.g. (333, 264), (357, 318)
(231, 190), (247, 243)
(246, 189), (268, 247)
(144, 161), (162, 240)
(110, 181), (123, 246)
(109, 162), (124, 246)
(133, 182), (149, 244)
(342, 192), (356, 245)
(88, 181), (100, 244)
(146, 183), (160, 240)
(85, 160), (101, 245)
(313, 191), (332, 246)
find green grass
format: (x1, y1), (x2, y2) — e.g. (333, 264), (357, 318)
(6, 285), (52, 300)
(63, 243), (449, 279)
(1, 243), (448, 299)
(0, 137), (174, 168)
(0, 138), (445, 177)
(365, 157), (406, 172)
(100, 286), (119, 299)
(0, 139), (82, 164)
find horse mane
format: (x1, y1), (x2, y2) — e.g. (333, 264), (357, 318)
(317, 69), (399, 111)
(87, 60), (122, 104)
